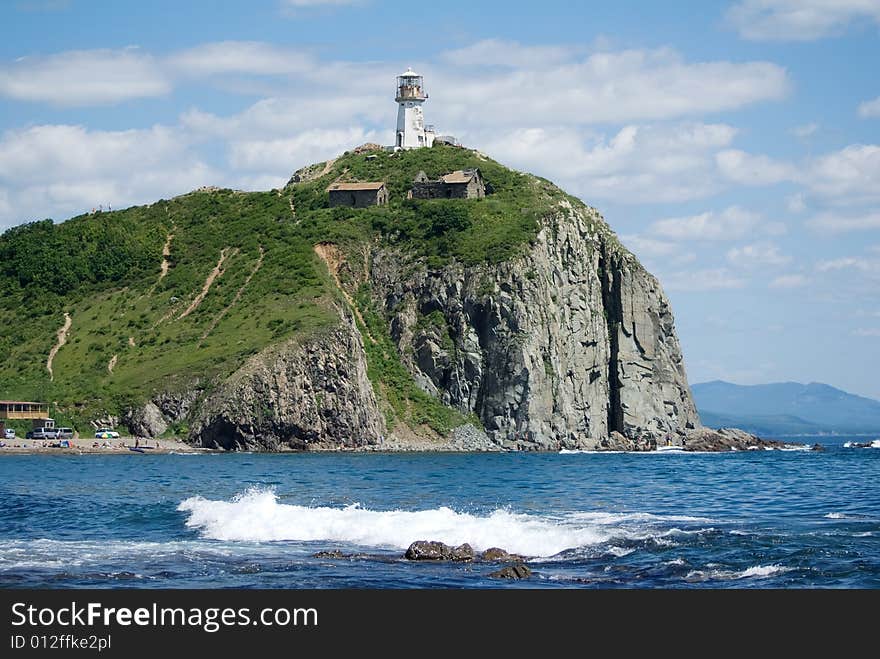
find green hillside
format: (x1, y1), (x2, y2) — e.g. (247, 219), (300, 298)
(0, 145), (578, 435)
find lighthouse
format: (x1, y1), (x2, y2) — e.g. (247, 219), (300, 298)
(395, 68), (435, 149)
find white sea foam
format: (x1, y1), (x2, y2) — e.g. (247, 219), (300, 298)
(737, 565), (791, 579)
(843, 440), (880, 448)
(176, 488), (716, 558)
(685, 564), (792, 581)
(824, 512), (847, 519)
(0, 538), (240, 571)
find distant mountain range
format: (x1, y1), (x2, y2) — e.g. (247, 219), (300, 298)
(692, 381), (880, 436)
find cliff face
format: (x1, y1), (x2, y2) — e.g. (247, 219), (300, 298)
(125, 197), (699, 451)
(369, 200), (699, 450)
(189, 310), (386, 450)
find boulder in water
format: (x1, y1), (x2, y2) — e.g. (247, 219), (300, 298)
(489, 564), (532, 579)
(405, 540), (474, 562)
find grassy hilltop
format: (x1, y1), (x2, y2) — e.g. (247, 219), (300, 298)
(0, 144), (596, 435)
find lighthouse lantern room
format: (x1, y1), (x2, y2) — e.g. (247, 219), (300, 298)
(395, 68), (435, 149)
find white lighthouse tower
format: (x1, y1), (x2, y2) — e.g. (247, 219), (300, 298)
(395, 68), (435, 149)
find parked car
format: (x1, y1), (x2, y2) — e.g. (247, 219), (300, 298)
(3, 429), (14, 440)
(55, 427), (74, 439)
(29, 428), (54, 440)
(95, 428), (120, 440)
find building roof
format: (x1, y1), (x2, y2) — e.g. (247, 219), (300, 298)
(440, 169), (480, 184)
(0, 401), (47, 406)
(399, 67), (421, 78)
(328, 182), (386, 191)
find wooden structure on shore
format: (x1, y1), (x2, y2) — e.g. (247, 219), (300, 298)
(0, 401), (51, 436)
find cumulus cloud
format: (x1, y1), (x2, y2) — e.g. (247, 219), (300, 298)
(805, 144), (880, 203)
(661, 268), (747, 291)
(716, 149), (797, 185)
(169, 42), (316, 77)
(807, 212), (880, 232)
(620, 234), (696, 265)
(727, 242), (791, 267)
(430, 44), (789, 127)
(649, 206), (762, 241)
(0, 124), (216, 226)
(816, 257), (880, 274)
(791, 122), (819, 138)
(228, 127), (383, 172)
(0, 48), (170, 105)
(726, 0), (880, 41)
(770, 274), (808, 288)
(481, 122), (737, 203)
(859, 97), (880, 118)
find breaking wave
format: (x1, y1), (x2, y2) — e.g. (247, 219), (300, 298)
(177, 488), (714, 558)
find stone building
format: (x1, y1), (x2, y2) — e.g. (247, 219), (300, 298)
(328, 182), (389, 208)
(410, 169), (486, 200)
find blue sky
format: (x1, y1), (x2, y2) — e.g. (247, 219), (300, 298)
(2, 0), (880, 397)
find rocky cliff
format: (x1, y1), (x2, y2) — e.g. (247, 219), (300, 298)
(368, 199), (699, 450)
(1, 144), (711, 451)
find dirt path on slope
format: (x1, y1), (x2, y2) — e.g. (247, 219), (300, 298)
(46, 312), (72, 381)
(107, 354), (118, 373)
(149, 231), (175, 294)
(178, 247), (237, 320)
(199, 246), (265, 344)
(313, 243), (375, 343)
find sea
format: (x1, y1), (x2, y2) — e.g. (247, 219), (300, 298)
(1, 435), (878, 589)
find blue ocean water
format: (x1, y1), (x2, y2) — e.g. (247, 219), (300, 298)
(1, 438), (878, 588)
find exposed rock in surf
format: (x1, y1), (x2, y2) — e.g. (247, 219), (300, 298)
(489, 564), (532, 579)
(679, 427), (784, 452)
(480, 547), (525, 562)
(313, 550), (348, 559)
(404, 540), (474, 561)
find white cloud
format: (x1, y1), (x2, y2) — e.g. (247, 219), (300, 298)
(807, 212), (880, 232)
(805, 144), (880, 203)
(816, 257), (880, 274)
(441, 39), (579, 69)
(661, 268), (747, 291)
(481, 122), (736, 203)
(431, 44), (789, 126)
(169, 42), (316, 77)
(229, 127), (383, 172)
(770, 274), (808, 288)
(0, 124), (216, 227)
(0, 48), (170, 105)
(716, 149), (797, 185)
(791, 122), (819, 138)
(726, 0), (880, 41)
(727, 242), (791, 267)
(854, 328), (880, 337)
(786, 193), (807, 213)
(649, 205), (762, 241)
(860, 97), (880, 118)
(620, 234), (696, 265)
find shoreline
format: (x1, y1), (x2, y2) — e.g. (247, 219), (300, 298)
(0, 439), (824, 456)
(0, 436), (210, 455)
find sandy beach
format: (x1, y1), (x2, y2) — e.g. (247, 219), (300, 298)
(0, 436), (208, 455)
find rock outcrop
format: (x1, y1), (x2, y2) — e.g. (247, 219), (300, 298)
(369, 200), (700, 450)
(405, 541), (475, 561)
(489, 564), (532, 579)
(190, 310), (385, 451)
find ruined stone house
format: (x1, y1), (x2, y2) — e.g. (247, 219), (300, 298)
(328, 182), (389, 208)
(410, 169), (486, 200)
